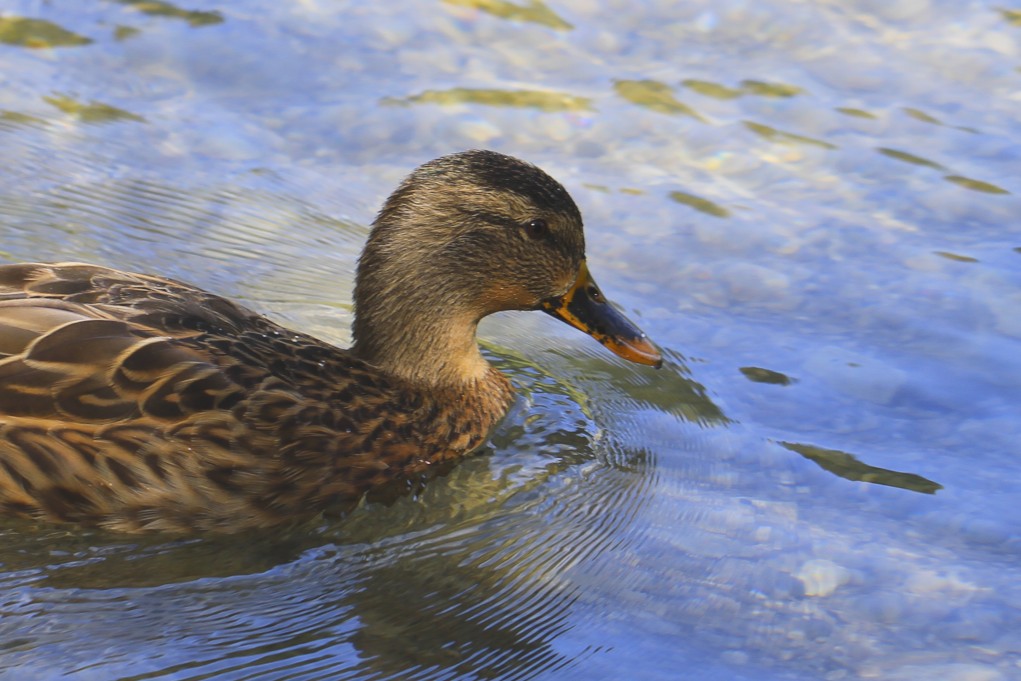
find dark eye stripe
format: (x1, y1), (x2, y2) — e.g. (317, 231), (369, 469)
(462, 209), (520, 230)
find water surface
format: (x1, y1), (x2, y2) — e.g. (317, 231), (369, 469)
(1, 1), (1019, 680)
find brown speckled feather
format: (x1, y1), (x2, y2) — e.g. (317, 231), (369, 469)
(0, 262), (514, 532)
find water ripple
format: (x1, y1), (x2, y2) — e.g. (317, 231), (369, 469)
(0, 349), (661, 680)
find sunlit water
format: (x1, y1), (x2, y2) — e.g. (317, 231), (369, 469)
(1, 1), (1019, 680)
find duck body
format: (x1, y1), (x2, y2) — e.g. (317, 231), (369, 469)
(0, 263), (514, 532)
(0, 151), (659, 533)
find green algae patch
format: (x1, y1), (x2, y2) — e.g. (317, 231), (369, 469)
(682, 79), (743, 100)
(836, 107), (878, 119)
(443, 0), (572, 30)
(0, 17), (92, 48)
(877, 147), (946, 170)
(43, 95), (146, 124)
(740, 79), (802, 98)
(387, 88), (592, 112)
(615, 80), (705, 121)
(669, 190), (730, 218)
(944, 175), (1010, 194)
(934, 251), (979, 263)
(114, 0), (224, 27)
(743, 121), (836, 149)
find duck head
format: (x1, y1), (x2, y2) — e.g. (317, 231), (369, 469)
(352, 150), (661, 385)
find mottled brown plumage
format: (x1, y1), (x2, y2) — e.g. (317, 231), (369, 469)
(0, 151), (659, 532)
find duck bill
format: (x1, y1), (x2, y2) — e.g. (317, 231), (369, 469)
(541, 261), (663, 368)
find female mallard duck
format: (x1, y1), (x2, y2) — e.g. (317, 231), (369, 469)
(0, 150), (660, 533)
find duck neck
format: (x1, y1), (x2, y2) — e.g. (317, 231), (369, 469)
(351, 205), (498, 387)
(352, 308), (491, 387)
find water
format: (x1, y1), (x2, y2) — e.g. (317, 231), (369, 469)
(1, 1), (1019, 679)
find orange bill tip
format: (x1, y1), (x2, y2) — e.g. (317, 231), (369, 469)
(540, 261), (662, 369)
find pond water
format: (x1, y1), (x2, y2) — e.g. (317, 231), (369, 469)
(1, 1), (1019, 679)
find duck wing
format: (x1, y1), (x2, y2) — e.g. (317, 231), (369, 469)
(0, 263), (296, 529)
(0, 262), (253, 423)
(0, 263), (488, 531)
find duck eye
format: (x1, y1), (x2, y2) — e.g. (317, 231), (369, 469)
(524, 218), (549, 239)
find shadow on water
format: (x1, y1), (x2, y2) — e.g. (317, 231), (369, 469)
(778, 441), (942, 494)
(512, 343), (729, 429)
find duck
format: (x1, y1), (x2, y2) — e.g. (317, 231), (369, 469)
(0, 150), (661, 533)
